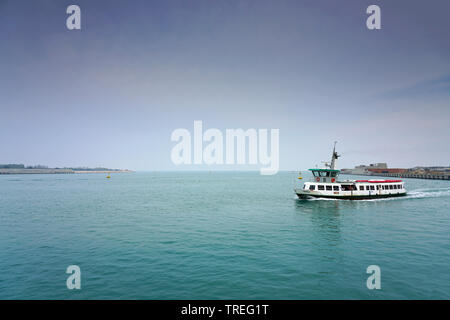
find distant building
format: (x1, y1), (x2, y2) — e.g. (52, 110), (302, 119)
(340, 163), (450, 180)
(367, 168), (407, 174)
(341, 163), (390, 175)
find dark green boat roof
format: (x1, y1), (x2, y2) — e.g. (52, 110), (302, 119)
(308, 168), (340, 172)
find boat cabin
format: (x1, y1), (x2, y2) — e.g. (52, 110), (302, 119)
(310, 169), (340, 183)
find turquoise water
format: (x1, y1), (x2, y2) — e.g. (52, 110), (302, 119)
(0, 172), (449, 299)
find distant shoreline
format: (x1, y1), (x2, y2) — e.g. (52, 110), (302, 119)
(0, 169), (133, 175)
(73, 170), (133, 174)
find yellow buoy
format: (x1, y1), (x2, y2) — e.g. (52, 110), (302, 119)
(298, 177), (303, 179)
(106, 173), (111, 179)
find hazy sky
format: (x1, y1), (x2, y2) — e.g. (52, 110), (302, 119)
(1, 0), (449, 171)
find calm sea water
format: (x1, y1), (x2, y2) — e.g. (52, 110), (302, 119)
(0, 172), (449, 299)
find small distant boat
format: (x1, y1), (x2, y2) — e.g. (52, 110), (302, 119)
(294, 142), (407, 200)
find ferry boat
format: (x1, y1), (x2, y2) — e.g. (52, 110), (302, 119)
(295, 143), (407, 200)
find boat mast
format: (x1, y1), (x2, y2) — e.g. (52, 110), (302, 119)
(330, 141), (340, 170)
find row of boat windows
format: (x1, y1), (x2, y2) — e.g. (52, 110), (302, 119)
(309, 185), (340, 191)
(378, 184), (403, 190)
(308, 184), (403, 191)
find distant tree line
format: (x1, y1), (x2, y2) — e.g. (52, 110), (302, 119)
(67, 167), (119, 171)
(0, 164), (118, 171)
(0, 164), (25, 169)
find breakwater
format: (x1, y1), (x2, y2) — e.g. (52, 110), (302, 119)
(379, 172), (450, 180)
(342, 172), (450, 180)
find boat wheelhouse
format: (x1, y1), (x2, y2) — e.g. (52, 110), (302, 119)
(295, 143), (407, 200)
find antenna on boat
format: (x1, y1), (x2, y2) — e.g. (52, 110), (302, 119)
(330, 141), (340, 170)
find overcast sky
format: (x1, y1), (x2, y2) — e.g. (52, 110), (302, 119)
(1, 0), (449, 171)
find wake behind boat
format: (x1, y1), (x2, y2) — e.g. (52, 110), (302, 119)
(295, 143), (407, 200)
